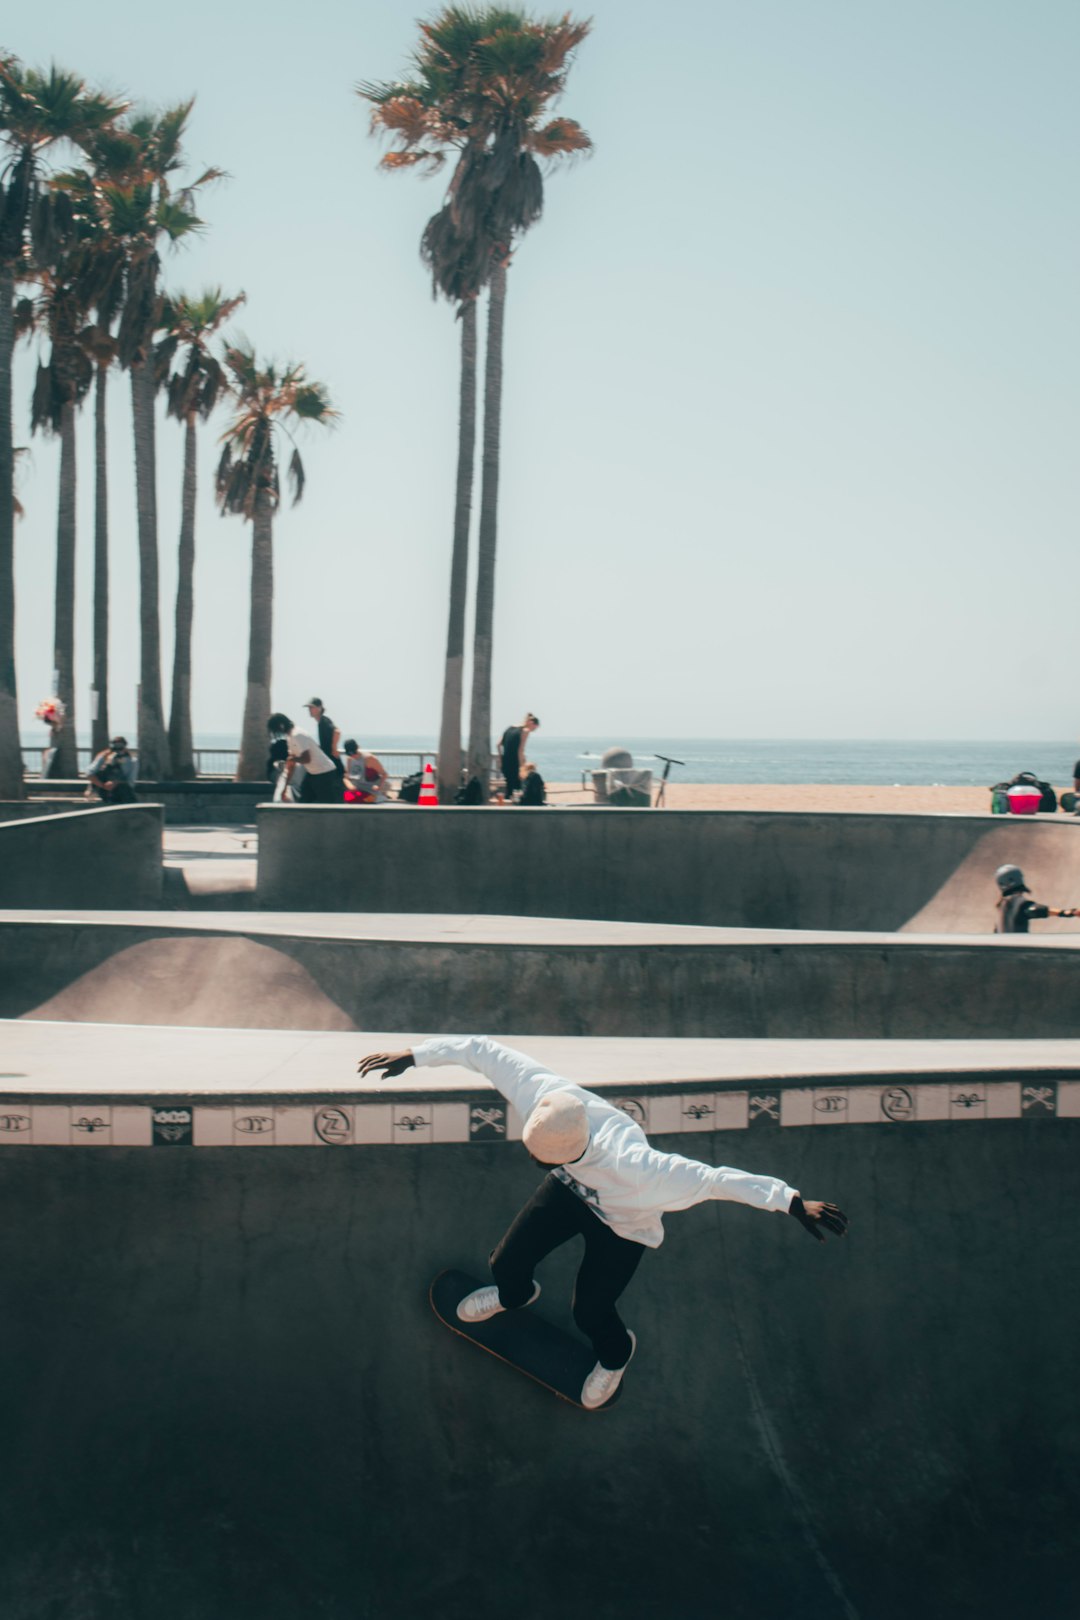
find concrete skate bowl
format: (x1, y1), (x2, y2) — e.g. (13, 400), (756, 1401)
(256, 804), (1080, 931)
(5, 914), (1080, 1037)
(1, 1084), (1077, 1619)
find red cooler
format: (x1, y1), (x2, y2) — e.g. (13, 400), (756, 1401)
(1006, 785), (1042, 815)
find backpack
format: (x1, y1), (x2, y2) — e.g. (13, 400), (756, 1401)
(398, 772), (422, 804)
(454, 776), (484, 805)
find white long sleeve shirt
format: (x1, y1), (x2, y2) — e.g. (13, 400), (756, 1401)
(412, 1036), (798, 1249)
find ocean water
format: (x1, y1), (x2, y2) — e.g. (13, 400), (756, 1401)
(23, 731), (1077, 786)
(192, 735), (1078, 787)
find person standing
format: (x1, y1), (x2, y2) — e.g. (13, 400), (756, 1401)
(358, 1035), (847, 1410)
(267, 713), (343, 803)
(499, 712), (540, 797)
(994, 864), (1076, 932)
(306, 698), (344, 780)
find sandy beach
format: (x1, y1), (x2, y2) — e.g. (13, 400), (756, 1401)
(547, 782), (997, 814)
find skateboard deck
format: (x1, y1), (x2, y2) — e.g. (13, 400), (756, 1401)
(430, 1269), (623, 1411)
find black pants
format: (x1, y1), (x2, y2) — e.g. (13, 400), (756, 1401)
(300, 770), (343, 804)
(490, 1174), (645, 1370)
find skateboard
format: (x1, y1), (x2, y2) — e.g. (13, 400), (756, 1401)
(429, 1269), (623, 1411)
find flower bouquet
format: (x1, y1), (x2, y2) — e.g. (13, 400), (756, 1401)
(34, 697), (66, 730)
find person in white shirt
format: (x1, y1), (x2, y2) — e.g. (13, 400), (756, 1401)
(358, 1035), (847, 1409)
(267, 712), (343, 804)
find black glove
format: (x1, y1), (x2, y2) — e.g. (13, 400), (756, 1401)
(789, 1195), (848, 1242)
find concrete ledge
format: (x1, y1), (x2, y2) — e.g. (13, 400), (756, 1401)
(3, 913), (1080, 1036)
(24, 780), (268, 826)
(255, 805), (1080, 930)
(0, 806), (163, 908)
(4, 1017), (1080, 1108)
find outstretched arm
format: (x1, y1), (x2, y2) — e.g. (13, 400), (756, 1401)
(358, 1036), (576, 1120)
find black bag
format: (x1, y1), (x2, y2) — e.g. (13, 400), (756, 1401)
(454, 776), (484, 805)
(398, 772), (422, 804)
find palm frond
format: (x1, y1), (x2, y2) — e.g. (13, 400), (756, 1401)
(527, 115), (592, 158)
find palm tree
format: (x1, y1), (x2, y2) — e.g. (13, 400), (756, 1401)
(215, 344), (337, 781)
(361, 9), (590, 797)
(458, 16), (590, 793)
(361, 57), (487, 801)
(57, 133), (139, 755)
(154, 288), (245, 778)
(27, 256), (94, 777)
(107, 104), (221, 780)
(0, 58), (126, 797)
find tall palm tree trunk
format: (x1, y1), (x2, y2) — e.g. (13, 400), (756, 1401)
(49, 401), (79, 777)
(466, 256), (507, 799)
(0, 267), (24, 798)
(91, 362), (110, 755)
(437, 297), (478, 803)
(130, 357), (169, 780)
(236, 485), (273, 782)
(168, 414), (197, 779)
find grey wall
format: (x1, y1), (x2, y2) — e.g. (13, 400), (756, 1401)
(0, 1121), (1076, 1618)
(0, 805), (162, 908)
(256, 806), (1076, 930)
(5, 918), (1080, 1037)
(22, 782), (269, 826)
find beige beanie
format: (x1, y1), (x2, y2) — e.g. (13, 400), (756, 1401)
(523, 1090), (590, 1164)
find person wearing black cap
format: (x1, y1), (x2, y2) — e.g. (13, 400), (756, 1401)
(305, 698), (343, 780)
(994, 865), (1076, 933)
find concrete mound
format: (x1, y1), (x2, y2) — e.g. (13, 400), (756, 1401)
(22, 935), (355, 1030)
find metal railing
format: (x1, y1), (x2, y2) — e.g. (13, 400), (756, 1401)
(19, 745), (438, 783)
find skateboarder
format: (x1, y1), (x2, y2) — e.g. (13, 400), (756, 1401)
(358, 1036), (847, 1410)
(994, 864), (1077, 933)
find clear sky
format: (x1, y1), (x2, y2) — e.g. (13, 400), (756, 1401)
(8, 0), (1080, 744)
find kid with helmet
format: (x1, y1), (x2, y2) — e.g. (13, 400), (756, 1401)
(994, 865), (1077, 933)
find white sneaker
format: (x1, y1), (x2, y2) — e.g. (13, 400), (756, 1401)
(456, 1279), (540, 1324)
(581, 1331), (636, 1409)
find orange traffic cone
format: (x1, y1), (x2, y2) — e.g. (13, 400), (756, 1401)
(418, 762), (438, 807)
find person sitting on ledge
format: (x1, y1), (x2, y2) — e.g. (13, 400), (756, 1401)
(994, 864), (1076, 933)
(517, 761), (547, 805)
(85, 737), (137, 803)
(358, 1035), (847, 1410)
(342, 739), (390, 803)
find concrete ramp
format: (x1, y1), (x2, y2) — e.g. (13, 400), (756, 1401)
(24, 935), (355, 1030)
(255, 804), (1080, 933)
(902, 817), (1080, 932)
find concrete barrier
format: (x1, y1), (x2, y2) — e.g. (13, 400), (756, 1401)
(0, 805), (162, 908)
(23, 779), (268, 825)
(255, 805), (1080, 930)
(4, 916), (1080, 1037)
